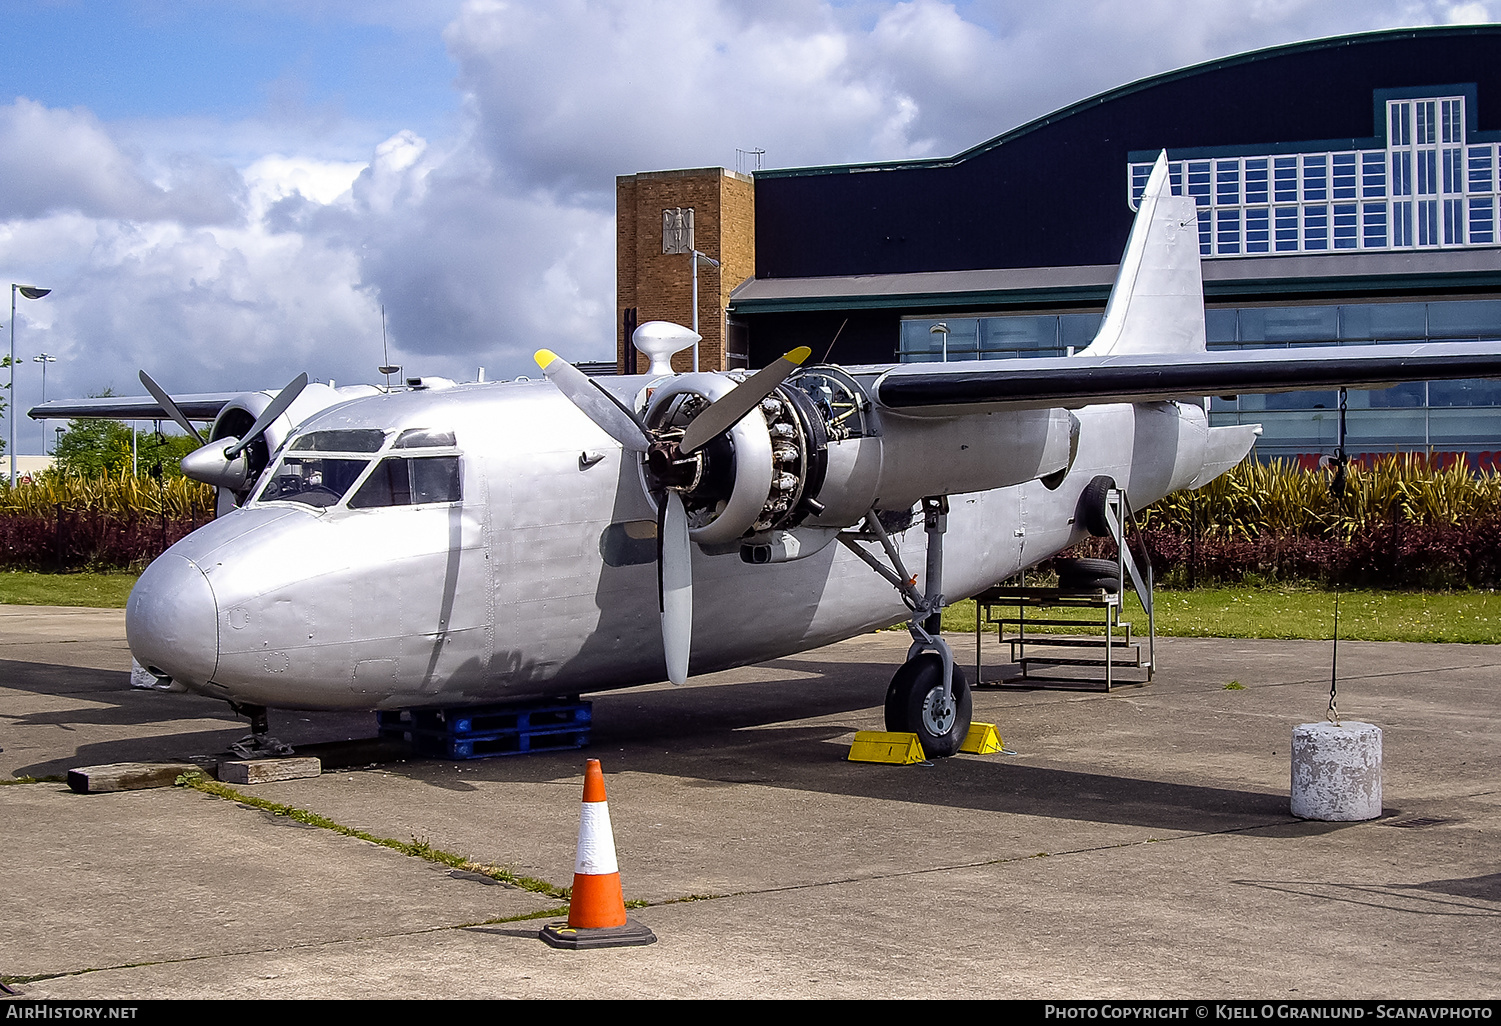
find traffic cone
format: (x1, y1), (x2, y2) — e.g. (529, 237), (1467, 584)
(540, 759), (656, 949)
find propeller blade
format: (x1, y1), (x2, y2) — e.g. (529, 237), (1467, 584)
(224, 372), (309, 460)
(138, 370), (204, 443)
(658, 490), (693, 686)
(678, 346), (812, 455)
(535, 350), (652, 452)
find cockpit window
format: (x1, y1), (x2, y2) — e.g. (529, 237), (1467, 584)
(290, 429), (387, 453)
(394, 428), (456, 449)
(348, 456), (462, 508)
(258, 456), (371, 507)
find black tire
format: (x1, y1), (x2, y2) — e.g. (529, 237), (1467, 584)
(1077, 475), (1115, 537)
(1056, 556), (1121, 593)
(884, 655), (972, 758)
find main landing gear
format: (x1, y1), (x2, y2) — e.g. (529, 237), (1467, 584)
(839, 495), (973, 757)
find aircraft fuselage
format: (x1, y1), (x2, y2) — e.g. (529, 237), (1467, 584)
(127, 373), (1241, 712)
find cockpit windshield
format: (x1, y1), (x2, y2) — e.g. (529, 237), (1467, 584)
(258, 455), (372, 507)
(254, 427), (462, 509)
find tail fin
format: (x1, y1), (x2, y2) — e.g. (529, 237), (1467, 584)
(1083, 152), (1206, 357)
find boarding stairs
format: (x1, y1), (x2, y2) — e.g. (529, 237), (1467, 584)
(974, 488), (1155, 692)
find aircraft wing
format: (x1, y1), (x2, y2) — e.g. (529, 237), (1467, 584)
(874, 340), (1501, 414)
(27, 393), (236, 422)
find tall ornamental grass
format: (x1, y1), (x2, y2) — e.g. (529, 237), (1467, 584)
(0, 471), (215, 570)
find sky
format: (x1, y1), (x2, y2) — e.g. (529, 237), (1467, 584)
(0, 0), (1495, 450)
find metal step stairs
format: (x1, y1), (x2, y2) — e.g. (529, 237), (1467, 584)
(973, 488), (1156, 692)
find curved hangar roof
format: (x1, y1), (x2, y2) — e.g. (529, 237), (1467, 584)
(749, 25), (1501, 281)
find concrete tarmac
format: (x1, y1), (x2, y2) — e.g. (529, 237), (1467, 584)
(1, 603), (1498, 999)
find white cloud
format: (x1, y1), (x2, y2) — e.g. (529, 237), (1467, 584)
(2, 0), (1494, 436)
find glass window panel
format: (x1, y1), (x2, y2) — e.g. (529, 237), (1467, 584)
(1468, 146), (1493, 192)
(1058, 313), (1103, 351)
(394, 428), (457, 449)
(1367, 381), (1427, 408)
(1393, 200), (1413, 246)
(1417, 101), (1436, 145)
(1275, 207), (1299, 251)
(1417, 199), (1440, 245)
(1362, 202), (1388, 248)
(1245, 207), (1269, 252)
(289, 429), (387, 453)
(1130, 163), (1151, 207)
(1216, 209), (1240, 253)
(1274, 157), (1298, 202)
(1362, 152), (1386, 198)
(411, 456), (462, 503)
(1245, 159), (1268, 203)
(1238, 306), (1338, 343)
(1390, 102), (1411, 147)
(1444, 198), (1464, 244)
(1303, 204), (1328, 249)
(1205, 309), (1237, 344)
(1216, 160), (1240, 205)
(899, 318), (977, 359)
(1442, 148), (1462, 193)
(1197, 208), (1211, 254)
(1333, 204), (1358, 249)
(1340, 302), (1425, 341)
(1332, 153), (1357, 199)
(1187, 161), (1211, 204)
(1302, 155), (1327, 200)
(1392, 152), (1411, 197)
(1417, 150), (1437, 195)
(1470, 197), (1495, 244)
(979, 316), (1053, 352)
(1426, 299), (1501, 338)
(1430, 379), (1501, 407)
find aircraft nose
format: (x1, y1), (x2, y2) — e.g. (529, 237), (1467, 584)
(126, 553), (219, 689)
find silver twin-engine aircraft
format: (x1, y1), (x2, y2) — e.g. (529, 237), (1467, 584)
(33, 154), (1501, 757)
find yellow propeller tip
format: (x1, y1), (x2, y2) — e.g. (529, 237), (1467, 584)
(787, 346), (813, 365)
(534, 349), (558, 370)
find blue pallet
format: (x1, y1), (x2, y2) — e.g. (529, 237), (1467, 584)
(377, 700), (592, 759)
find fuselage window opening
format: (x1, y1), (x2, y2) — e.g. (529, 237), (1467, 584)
(349, 455), (463, 509)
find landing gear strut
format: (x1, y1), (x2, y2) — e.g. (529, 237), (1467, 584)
(840, 495), (973, 757)
(228, 702), (295, 760)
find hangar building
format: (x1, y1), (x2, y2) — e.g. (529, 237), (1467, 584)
(616, 25), (1501, 467)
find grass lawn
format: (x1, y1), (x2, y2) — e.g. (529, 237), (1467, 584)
(0, 571), (140, 609)
(942, 586), (1501, 645)
(1, 571), (1497, 644)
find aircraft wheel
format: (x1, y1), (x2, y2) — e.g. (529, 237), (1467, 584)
(884, 654), (972, 758)
(1077, 475), (1116, 537)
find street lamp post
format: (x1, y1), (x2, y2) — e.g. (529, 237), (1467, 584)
(33, 353), (55, 454)
(689, 249), (719, 373)
(929, 322), (950, 363)
(9, 284), (51, 486)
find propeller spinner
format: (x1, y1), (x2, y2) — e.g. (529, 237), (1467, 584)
(535, 343), (811, 685)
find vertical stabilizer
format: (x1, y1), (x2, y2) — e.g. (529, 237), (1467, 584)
(1083, 152), (1206, 357)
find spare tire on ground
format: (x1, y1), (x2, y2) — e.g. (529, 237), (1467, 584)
(1056, 556), (1120, 593)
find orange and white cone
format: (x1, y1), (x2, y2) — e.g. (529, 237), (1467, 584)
(540, 759), (656, 949)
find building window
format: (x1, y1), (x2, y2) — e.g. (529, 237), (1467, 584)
(662, 207), (694, 255)
(1127, 90), (1499, 258)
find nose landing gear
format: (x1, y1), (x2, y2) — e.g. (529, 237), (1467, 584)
(228, 702), (295, 759)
